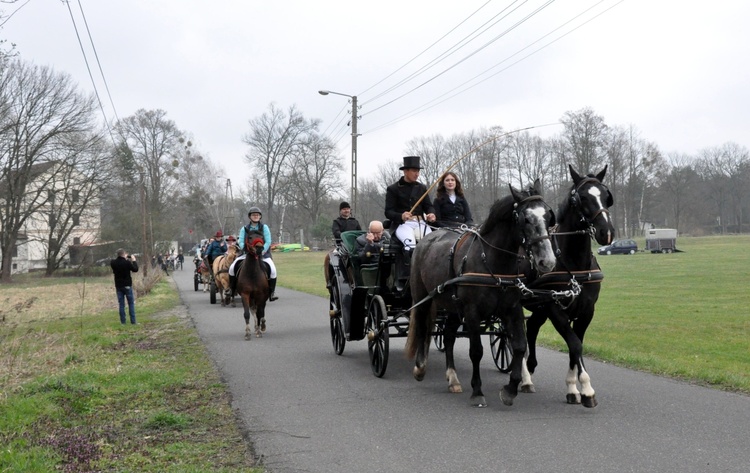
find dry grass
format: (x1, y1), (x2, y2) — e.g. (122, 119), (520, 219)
(0, 269), (163, 393)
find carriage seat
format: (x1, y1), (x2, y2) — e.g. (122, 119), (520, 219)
(340, 230), (379, 287)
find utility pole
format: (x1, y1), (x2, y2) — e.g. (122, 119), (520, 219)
(319, 89), (360, 214)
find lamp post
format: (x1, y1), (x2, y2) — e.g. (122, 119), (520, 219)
(318, 89), (359, 214)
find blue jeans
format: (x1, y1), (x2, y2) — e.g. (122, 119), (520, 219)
(116, 286), (136, 324)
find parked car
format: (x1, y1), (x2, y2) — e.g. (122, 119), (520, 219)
(597, 239), (638, 255)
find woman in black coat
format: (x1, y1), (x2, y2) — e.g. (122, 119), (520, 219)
(433, 172), (474, 228)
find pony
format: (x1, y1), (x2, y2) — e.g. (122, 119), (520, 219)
(236, 234), (270, 340)
(212, 243), (241, 307)
(406, 180), (557, 407)
(198, 260), (211, 292)
(520, 165), (615, 408)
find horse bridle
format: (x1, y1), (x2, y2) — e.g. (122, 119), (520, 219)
(569, 177), (611, 228)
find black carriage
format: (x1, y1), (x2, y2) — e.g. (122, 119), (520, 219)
(325, 229), (518, 377)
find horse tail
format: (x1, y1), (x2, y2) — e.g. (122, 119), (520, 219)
(405, 306), (420, 359)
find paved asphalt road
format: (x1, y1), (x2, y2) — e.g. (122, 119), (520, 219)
(172, 268), (749, 473)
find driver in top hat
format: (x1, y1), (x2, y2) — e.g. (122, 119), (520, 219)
(385, 155), (436, 251)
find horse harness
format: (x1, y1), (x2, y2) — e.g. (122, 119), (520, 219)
(407, 195), (556, 312)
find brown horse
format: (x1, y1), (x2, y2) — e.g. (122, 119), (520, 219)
(198, 260), (211, 292)
(237, 235), (270, 340)
(212, 243), (241, 307)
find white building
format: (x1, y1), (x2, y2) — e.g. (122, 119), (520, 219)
(0, 162), (101, 274)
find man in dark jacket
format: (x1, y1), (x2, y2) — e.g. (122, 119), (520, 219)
(111, 248), (139, 325)
(356, 220), (391, 264)
(331, 201), (361, 243)
(204, 230), (228, 272)
(384, 156), (436, 250)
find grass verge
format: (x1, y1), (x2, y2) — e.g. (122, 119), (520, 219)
(1, 273), (260, 472)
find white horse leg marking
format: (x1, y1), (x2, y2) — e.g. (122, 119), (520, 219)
(245, 323), (252, 340)
(445, 368), (462, 393)
(578, 366), (595, 399)
(566, 367), (581, 404)
(520, 355), (535, 393)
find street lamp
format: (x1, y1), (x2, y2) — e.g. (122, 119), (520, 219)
(319, 89), (359, 214)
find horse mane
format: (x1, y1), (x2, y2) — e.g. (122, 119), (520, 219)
(480, 191), (524, 237)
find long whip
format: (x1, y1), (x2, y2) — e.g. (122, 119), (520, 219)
(409, 122), (560, 214)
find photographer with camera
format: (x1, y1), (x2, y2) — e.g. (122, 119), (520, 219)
(111, 248), (139, 325)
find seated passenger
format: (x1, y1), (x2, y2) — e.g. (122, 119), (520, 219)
(332, 201), (362, 243)
(433, 171), (474, 228)
(384, 156), (436, 251)
(356, 221), (390, 264)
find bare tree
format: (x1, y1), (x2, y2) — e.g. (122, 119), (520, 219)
(0, 60), (98, 282)
(656, 153), (701, 233)
(560, 107), (608, 173)
(242, 103), (317, 228)
(284, 133), (343, 227)
(112, 109), (187, 270)
(36, 131), (110, 275)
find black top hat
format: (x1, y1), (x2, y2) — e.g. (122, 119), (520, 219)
(399, 156), (422, 170)
(339, 201), (351, 210)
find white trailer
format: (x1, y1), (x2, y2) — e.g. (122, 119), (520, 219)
(645, 228), (678, 253)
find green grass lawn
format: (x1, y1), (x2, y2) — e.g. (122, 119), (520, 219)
(275, 236), (750, 393)
(0, 275), (260, 472)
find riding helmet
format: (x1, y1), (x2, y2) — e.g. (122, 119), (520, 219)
(248, 207), (262, 218)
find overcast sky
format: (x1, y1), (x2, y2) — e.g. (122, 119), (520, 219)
(3, 0), (749, 197)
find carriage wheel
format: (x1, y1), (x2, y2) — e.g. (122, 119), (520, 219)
(209, 280), (217, 304)
(329, 284), (346, 355)
(433, 318), (445, 352)
(489, 323), (513, 373)
(194, 273), (199, 292)
(367, 295), (389, 377)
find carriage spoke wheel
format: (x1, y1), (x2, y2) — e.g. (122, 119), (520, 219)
(329, 283), (346, 355)
(433, 317), (445, 352)
(367, 295), (389, 377)
(489, 321), (513, 373)
(209, 280), (217, 304)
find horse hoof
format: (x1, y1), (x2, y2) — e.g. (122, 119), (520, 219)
(448, 384), (463, 393)
(500, 388), (516, 406)
(260, 318), (267, 333)
(581, 395), (598, 408)
(566, 393), (581, 404)
(520, 384), (536, 394)
(471, 396), (487, 408)
(413, 366), (425, 382)
(244, 334), (251, 341)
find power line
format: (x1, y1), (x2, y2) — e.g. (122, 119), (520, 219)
(359, 0), (499, 101)
(75, 0), (120, 122)
(363, 0), (622, 135)
(64, 0), (116, 144)
(364, 0), (556, 117)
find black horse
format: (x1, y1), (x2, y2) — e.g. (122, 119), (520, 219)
(520, 165), (615, 408)
(237, 235), (270, 340)
(406, 181), (557, 407)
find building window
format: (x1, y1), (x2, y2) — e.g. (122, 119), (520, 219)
(72, 190), (80, 203)
(72, 214), (80, 226)
(73, 237), (81, 245)
(12, 244), (18, 257)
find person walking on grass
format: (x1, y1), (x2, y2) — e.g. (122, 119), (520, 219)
(111, 248), (139, 325)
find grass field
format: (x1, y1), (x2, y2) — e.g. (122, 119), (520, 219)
(0, 273), (260, 472)
(274, 235), (750, 393)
